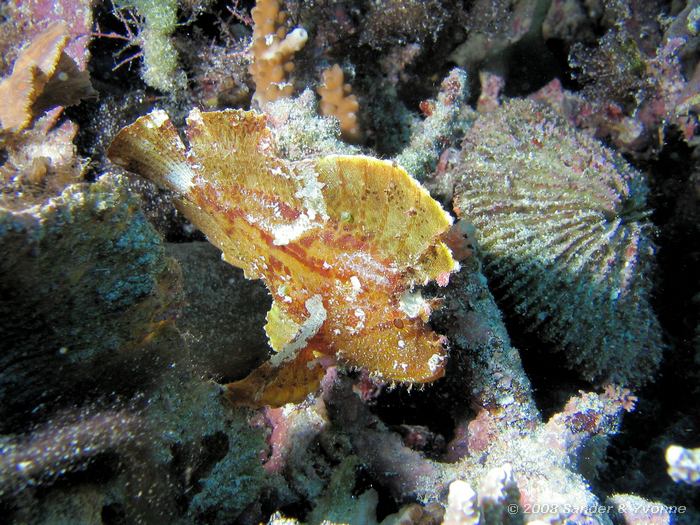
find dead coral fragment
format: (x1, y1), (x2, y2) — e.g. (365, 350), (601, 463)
(0, 22), (94, 132)
(108, 109), (457, 407)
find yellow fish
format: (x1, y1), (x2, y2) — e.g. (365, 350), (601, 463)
(108, 109), (457, 407)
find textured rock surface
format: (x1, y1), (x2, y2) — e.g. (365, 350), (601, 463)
(0, 371), (272, 525)
(0, 175), (182, 431)
(165, 241), (271, 380)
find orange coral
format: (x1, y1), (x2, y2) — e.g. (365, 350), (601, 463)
(249, 0), (307, 104)
(108, 109), (457, 407)
(318, 64), (361, 142)
(0, 22), (94, 133)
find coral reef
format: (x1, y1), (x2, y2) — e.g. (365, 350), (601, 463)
(0, 1), (697, 524)
(187, 18), (253, 109)
(0, 0), (93, 74)
(108, 108), (457, 406)
(1, 369), (274, 524)
(393, 68), (469, 182)
(151, 373), (271, 524)
(442, 470), (520, 525)
(449, 0), (550, 70)
(0, 3), (26, 76)
(568, 0), (700, 151)
(320, 265), (638, 524)
(0, 20), (96, 212)
(475, 71), (505, 114)
(1, 108), (87, 209)
(360, 0), (449, 50)
(451, 99), (663, 386)
(541, 0), (602, 44)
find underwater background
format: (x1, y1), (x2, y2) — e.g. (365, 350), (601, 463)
(0, 0), (698, 523)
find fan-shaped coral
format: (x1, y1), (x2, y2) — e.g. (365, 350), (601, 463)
(452, 99), (663, 386)
(108, 108), (457, 407)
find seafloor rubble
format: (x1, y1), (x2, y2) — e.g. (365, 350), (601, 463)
(0, 0), (698, 524)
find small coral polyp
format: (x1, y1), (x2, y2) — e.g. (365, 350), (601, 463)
(108, 108), (457, 407)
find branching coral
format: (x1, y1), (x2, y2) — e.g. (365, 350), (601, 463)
(325, 360), (636, 524)
(317, 64), (361, 142)
(393, 68), (469, 182)
(452, 99), (663, 387)
(249, 0), (308, 105)
(108, 108), (457, 407)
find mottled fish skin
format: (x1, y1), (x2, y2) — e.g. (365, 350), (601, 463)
(108, 108), (457, 407)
